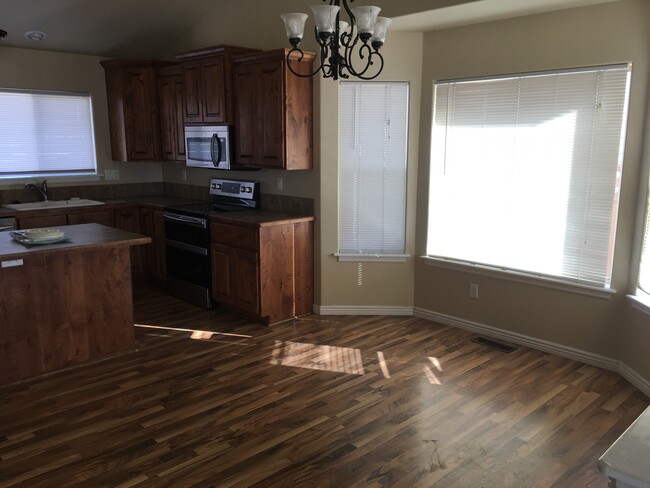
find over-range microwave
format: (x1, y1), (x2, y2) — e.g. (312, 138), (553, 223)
(184, 125), (233, 170)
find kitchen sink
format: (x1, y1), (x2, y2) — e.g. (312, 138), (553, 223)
(3, 199), (106, 211)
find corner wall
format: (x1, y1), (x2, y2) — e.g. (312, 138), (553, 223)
(0, 46), (162, 189)
(414, 0), (650, 363)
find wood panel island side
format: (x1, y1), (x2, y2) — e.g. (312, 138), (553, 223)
(0, 223), (151, 386)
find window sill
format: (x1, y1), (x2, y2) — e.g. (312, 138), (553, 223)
(627, 294), (650, 315)
(335, 253), (409, 263)
(421, 256), (616, 299)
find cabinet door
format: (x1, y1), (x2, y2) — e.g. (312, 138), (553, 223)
(158, 73), (179, 161)
(233, 248), (260, 314)
(114, 206), (142, 273)
(212, 244), (234, 304)
(201, 56), (227, 123)
(17, 214), (67, 230)
(139, 208), (154, 276)
(173, 76), (186, 160)
(181, 60), (203, 124)
(124, 67), (157, 161)
(152, 210), (166, 280)
(257, 61), (284, 167)
(67, 210), (113, 226)
(233, 63), (258, 165)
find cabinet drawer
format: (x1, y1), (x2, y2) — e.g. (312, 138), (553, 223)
(211, 223), (258, 250)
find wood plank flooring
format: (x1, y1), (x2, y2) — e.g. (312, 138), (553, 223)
(0, 282), (647, 487)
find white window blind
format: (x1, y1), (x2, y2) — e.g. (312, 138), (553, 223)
(428, 65), (630, 287)
(338, 81), (408, 257)
(0, 89), (97, 178)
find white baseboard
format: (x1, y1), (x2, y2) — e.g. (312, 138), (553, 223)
(618, 362), (650, 398)
(314, 305), (414, 316)
(413, 307), (650, 398)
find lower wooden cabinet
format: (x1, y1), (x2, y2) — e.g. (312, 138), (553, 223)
(113, 204), (142, 274)
(211, 217), (314, 325)
(16, 214), (68, 229)
(211, 243), (259, 314)
(139, 207), (166, 281)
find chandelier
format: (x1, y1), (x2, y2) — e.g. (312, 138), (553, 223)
(280, 0), (391, 81)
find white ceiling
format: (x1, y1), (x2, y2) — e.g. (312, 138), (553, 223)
(0, 0), (620, 59)
(390, 0), (620, 32)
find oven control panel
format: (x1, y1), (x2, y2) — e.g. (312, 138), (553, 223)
(209, 178), (258, 200)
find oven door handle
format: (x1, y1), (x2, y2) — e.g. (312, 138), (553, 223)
(163, 212), (207, 228)
(210, 133), (222, 168)
(166, 239), (208, 256)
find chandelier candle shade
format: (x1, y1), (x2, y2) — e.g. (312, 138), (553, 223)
(281, 0), (391, 80)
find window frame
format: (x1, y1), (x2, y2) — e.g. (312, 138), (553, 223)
(425, 64), (632, 291)
(336, 80), (410, 262)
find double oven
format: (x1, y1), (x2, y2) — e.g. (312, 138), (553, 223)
(163, 178), (260, 308)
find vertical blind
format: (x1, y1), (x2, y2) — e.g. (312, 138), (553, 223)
(428, 65), (631, 286)
(0, 89), (97, 178)
(338, 81), (409, 255)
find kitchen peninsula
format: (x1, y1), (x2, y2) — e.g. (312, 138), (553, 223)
(0, 223), (150, 386)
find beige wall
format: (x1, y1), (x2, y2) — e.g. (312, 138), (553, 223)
(318, 32), (423, 309)
(167, 1), (424, 308)
(414, 0), (650, 360)
(0, 46), (162, 189)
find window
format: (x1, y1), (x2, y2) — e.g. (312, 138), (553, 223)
(0, 89), (97, 179)
(337, 81), (409, 261)
(637, 197), (650, 297)
(427, 65), (631, 288)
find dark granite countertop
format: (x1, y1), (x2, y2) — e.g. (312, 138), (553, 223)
(98, 195), (203, 208)
(0, 223), (150, 260)
(0, 195), (313, 223)
(210, 209), (315, 227)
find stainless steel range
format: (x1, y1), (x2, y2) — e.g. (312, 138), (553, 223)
(163, 178), (260, 308)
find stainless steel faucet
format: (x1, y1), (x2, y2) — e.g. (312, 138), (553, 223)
(25, 179), (48, 201)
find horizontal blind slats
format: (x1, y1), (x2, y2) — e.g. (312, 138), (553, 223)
(0, 90), (97, 177)
(428, 65), (630, 286)
(339, 82), (408, 255)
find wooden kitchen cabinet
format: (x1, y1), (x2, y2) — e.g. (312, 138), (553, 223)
(139, 207), (166, 281)
(17, 209), (112, 229)
(113, 204), (142, 273)
(16, 214), (67, 229)
(211, 216), (314, 325)
(211, 243), (259, 314)
(176, 45), (259, 125)
(156, 65), (186, 162)
(67, 209), (113, 226)
(101, 59), (167, 162)
(232, 49), (315, 170)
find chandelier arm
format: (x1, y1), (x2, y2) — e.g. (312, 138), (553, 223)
(344, 44), (383, 79)
(340, 0), (357, 25)
(342, 40), (371, 77)
(350, 51), (384, 80)
(285, 48), (331, 78)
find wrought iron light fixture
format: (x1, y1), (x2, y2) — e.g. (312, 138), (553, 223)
(281, 0), (391, 81)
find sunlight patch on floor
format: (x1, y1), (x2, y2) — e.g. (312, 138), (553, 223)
(270, 341), (365, 375)
(134, 324), (253, 340)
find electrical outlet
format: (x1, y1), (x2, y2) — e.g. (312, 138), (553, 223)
(182, 170), (187, 182)
(469, 283), (479, 299)
(104, 169), (119, 181)
(276, 177), (284, 192)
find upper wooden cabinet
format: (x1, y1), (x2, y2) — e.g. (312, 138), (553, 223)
(232, 49), (315, 170)
(100, 59), (167, 162)
(176, 45), (259, 125)
(156, 65), (186, 162)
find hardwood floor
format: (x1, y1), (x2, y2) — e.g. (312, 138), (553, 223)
(0, 282), (647, 487)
